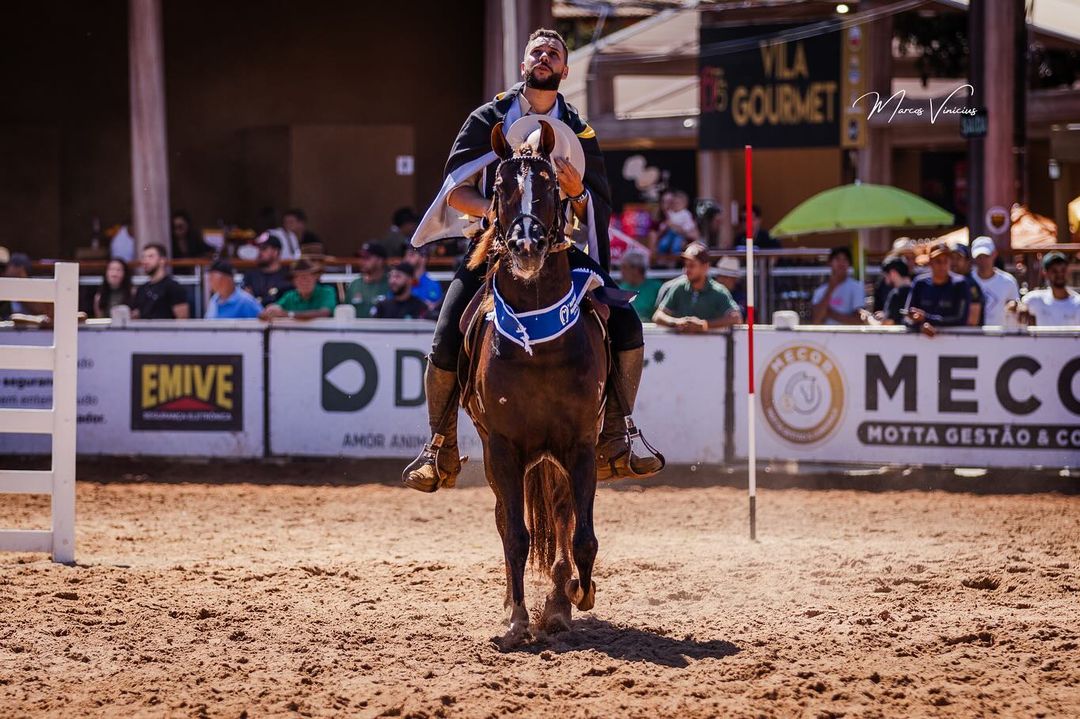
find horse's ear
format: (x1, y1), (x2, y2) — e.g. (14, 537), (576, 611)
(537, 120), (557, 158)
(491, 122), (512, 160)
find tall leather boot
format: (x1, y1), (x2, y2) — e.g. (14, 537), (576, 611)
(596, 346), (665, 481)
(403, 362), (463, 492)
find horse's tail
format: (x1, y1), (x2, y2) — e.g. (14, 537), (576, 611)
(524, 458), (573, 578)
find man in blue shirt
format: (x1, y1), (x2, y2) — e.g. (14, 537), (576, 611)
(904, 242), (973, 337)
(206, 260), (262, 319)
(404, 246), (444, 309)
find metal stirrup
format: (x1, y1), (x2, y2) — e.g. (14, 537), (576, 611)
(624, 416), (666, 470)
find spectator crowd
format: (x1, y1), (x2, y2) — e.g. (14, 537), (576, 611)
(1, 202), (1077, 330)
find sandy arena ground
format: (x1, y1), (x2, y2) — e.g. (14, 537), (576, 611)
(1, 476), (1078, 718)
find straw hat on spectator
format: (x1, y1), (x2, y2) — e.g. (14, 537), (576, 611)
(714, 256), (744, 277)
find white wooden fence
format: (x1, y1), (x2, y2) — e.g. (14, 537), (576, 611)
(0, 263), (78, 563)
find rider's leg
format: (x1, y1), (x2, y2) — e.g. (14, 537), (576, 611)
(567, 249), (665, 481)
(402, 254), (485, 492)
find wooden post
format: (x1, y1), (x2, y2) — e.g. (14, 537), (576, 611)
(129, 0), (171, 255)
(983, 0), (1016, 255)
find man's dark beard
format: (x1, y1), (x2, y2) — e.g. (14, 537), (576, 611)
(525, 64), (561, 91)
(392, 285), (410, 299)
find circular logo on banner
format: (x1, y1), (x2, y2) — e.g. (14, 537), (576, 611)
(985, 206), (1010, 236)
(760, 344), (845, 445)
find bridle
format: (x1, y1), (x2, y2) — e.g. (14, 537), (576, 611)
(489, 152), (571, 257)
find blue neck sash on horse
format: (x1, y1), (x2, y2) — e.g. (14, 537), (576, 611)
(489, 268), (603, 356)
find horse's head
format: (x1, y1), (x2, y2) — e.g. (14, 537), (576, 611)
(488, 120), (562, 281)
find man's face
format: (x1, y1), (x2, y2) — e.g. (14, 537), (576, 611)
(951, 252), (971, 275)
(283, 214), (304, 236)
(930, 253), (951, 280)
(885, 269), (902, 287)
(208, 270), (232, 295)
(361, 254), (384, 275)
(293, 271), (317, 296)
(620, 259), (644, 285)
(830, 253), (850, 278)
(974, 253), (995, 275)
(388, 269), (410, 295)
(258, 244), (280, 268)
(684, 257), (708, 284)
(405, 249), (426, 275)
(521, 37), (567, 91)
(1046, 261), (1068, 289)
(141, 248), (163, 275)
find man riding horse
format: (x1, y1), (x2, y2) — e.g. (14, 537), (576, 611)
(404, 28), (663, 491)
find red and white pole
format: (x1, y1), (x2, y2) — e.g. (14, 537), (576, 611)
(745, 145), (757, 541)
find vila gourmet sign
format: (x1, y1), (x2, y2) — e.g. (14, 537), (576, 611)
(132, 354), (243, 431)
(734, 330), (1080, 468)
(699, 22), (841, 149)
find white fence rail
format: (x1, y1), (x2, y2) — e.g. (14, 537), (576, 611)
(0, 263), (78, 563)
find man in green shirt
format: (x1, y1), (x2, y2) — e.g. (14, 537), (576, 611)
(653, 242), (742, 332)
(618, 252), (664, 322)
(260, 258), (336, 320)
(345, 242), (391, 318)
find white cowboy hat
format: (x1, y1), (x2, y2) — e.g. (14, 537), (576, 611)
(505, 115), (586, 192)
(715, 255), (744, 277)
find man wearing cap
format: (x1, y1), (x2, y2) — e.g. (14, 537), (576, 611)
(346, 242), (391, 319)
(260, 259), (336, 321)
(970, 236), (1019, 326)
(618, 252), (663, 322)
(404, 28), (662, 492)
(206, 260), (262, 319)
(373, 263), (431, 320)
(904, 241), (972, 336)
(1021, 252), (1080, 326)
(244, 235), (294, 306)
(949, 242), (985, 325)
(653, 243), (742, 332)
(714, 256), (747, 314)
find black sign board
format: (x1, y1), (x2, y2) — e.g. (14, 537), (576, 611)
(960, 108), (988, 139)
(131, 354), (243, 431)
(699, 22), (841, 149)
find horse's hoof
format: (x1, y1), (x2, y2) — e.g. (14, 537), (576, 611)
(565, 578), (596, 611)
(542, 611), (571, 635)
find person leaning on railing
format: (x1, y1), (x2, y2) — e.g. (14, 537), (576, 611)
(259, 258), (335, 321)
(652, 242), (742, 333)
(810, 246), (864, 325)
(903, 241), (974, 337)
(1018, 251), (1080, 326)
(92, 258), (134, 319)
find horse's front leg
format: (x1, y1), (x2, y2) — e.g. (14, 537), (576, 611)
(565, 442), (598, 611)
(487, 434), (531, 647)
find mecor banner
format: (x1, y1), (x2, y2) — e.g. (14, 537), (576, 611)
(732, 328), (1080, 468)
(0, 327), (264, 457)
(267, 324), (728, 463)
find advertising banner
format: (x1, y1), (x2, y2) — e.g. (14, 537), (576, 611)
(699, 22), (841, 149)
(0, 327), (264, 457)
(268, 324), (728, 463)
(733, 328), (1080, 468)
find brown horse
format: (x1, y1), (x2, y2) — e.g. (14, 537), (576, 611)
(463, 120), (607, 646)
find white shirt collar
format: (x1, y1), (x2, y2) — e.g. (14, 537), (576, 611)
(518, 92), (560, 118)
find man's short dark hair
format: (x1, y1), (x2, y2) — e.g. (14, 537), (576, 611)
(882, 256), (909, 277)
(283, 208), (307, 222)
(392, 207), (418, 227)
(527, 28), (568, 57)
(828, 246), (852, 264)
(144, 243), (168, 257)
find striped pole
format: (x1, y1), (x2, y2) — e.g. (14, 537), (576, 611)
(745, 145), (757, 541)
